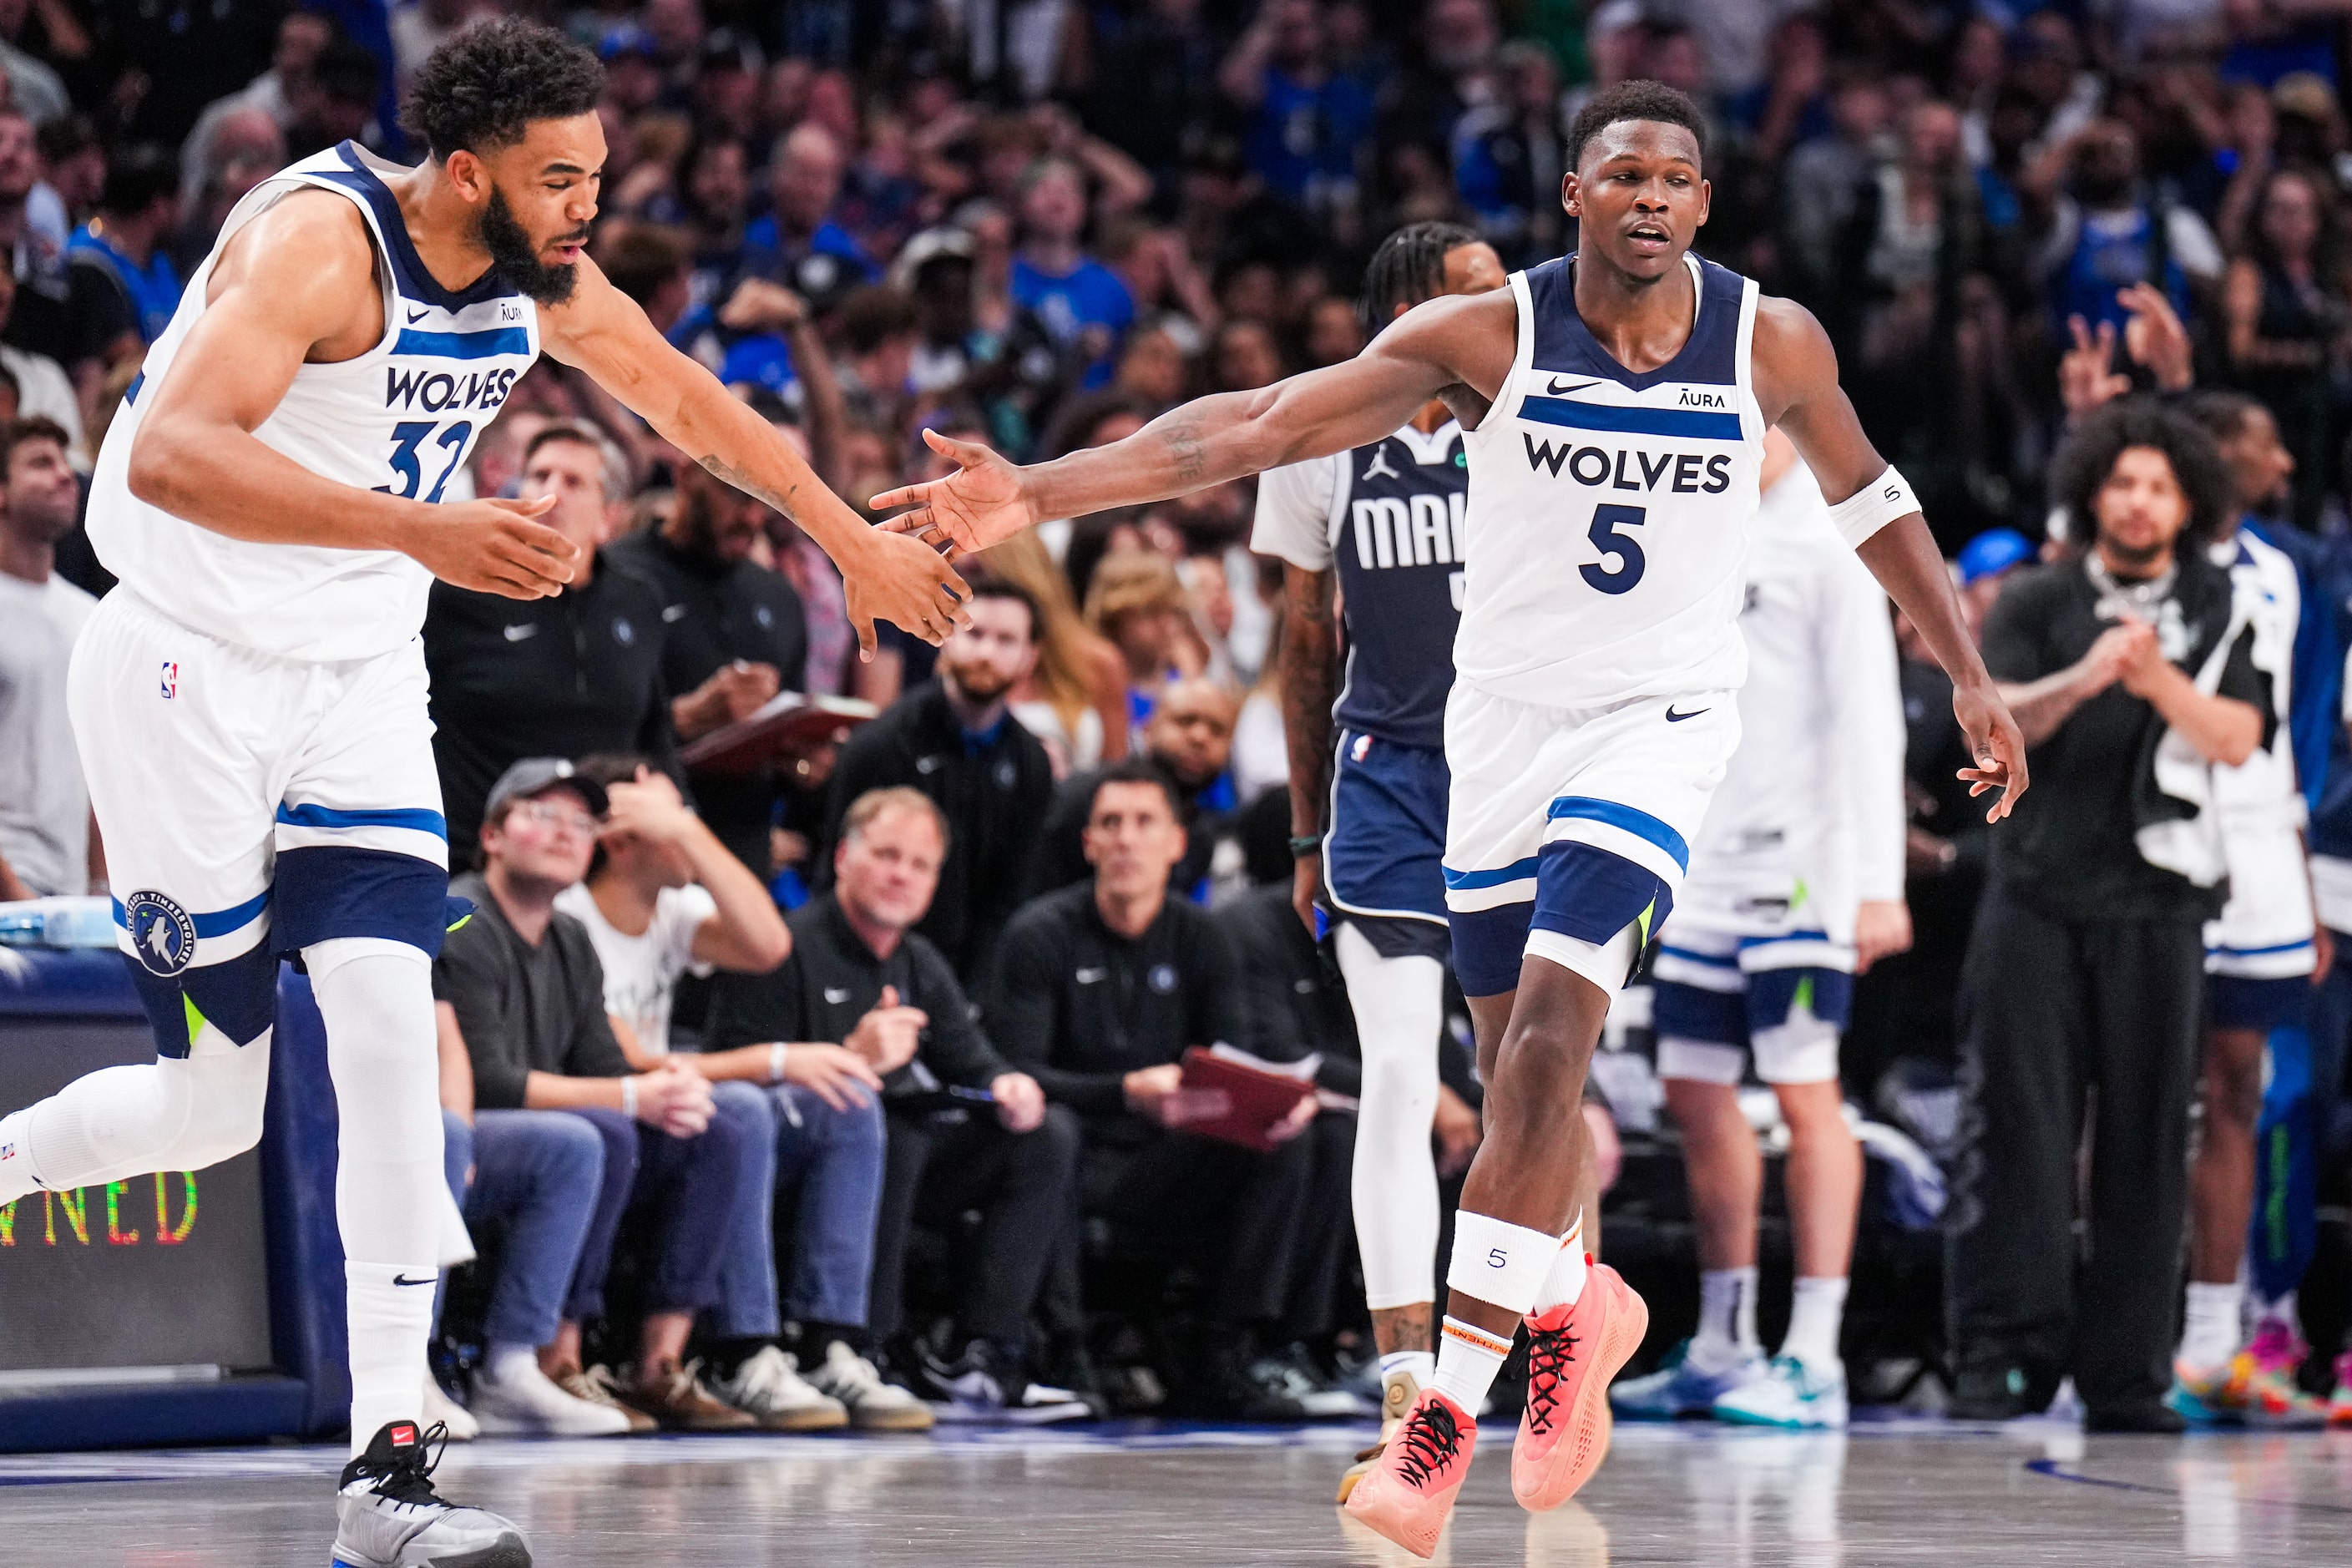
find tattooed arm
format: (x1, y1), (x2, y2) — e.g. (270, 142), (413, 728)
(539, 254), (969, 653)
(873, 289), (1516, 554)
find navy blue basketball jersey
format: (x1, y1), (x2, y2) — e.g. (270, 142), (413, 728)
(1253, 422), (1469, 751)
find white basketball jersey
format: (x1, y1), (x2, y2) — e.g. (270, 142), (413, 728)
(86, 142), (540, 662)
(1456, 252), (1766, 708)
(2209, 527), (2303, 826)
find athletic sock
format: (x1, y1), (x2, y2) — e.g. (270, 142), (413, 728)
(347, 1261), (437, 1454)
(1690, 1266), (1760, 1372)
(2179, 1281), (2245, 1373)
(485, 1343), (542, 1388)
(1432, 1317), (1515, 1413)
(1379, 1349), (1436, 1391)
(1529, 1212), (1589, 1315)
(1780, 1276), (1849, 1369)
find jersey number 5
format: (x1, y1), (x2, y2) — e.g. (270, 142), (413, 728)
(1580, 503), (1646, 594)
(373, 419), (475, 503)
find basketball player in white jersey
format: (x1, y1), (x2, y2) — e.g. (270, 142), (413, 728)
(1252, 221), (1505, 1502)
(874, 78), (2025, 1557)
(0, 22), (963, 1568)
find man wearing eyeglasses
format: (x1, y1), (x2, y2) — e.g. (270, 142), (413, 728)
(432, 756), (772, 1432)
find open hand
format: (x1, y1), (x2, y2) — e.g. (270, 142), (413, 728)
(402, 493), (577, 599)
(781, 1042), (885, 1112)
(1953, 679), (2030, 822)
(601, 766), (695, 847)
(870, 427), (1039, 557)
(2057, 315), (2132, 419)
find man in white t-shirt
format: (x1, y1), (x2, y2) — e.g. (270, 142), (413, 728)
(559, 755), (933, 1431)
(0, 416), (97, 898)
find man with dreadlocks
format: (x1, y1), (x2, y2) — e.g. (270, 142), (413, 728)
(1251, 220), (1507, 1502)
(876, 78), (2025, 1556)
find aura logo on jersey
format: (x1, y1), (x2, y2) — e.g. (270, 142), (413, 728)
(123, 890), (196, 977)
(1523, 433), (1733, 495)
(384, 365), (520, 414)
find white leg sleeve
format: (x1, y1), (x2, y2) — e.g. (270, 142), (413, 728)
(0, 1021), (272, 1206)
(1338, 922), (1448, 1311)
(306, 937), (443, 1454)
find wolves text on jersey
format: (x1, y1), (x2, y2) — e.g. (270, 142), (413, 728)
(385, 364), (520, 415)
(1522, 433), (1733, 495)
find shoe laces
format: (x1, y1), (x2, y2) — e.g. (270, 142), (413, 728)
(1524, 1321), (1581, 1437)
(734, 1346), (803, 1404)
(573, 1365), (631, 1408)
(825, 1344), (886, 1398)
(351, 1424), (449, 1508)
(1393, 1400), (1466, 1490)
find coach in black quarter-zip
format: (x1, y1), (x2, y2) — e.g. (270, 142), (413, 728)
(424, 422), (682, 864)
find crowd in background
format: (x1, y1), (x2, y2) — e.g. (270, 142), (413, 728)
(13, 0), (2352, 1430)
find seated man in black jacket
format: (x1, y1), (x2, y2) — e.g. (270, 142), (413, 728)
(815, 579), (1056, 984)
(1027, 676), (1240, 898)
(989, 761), (1329, 1419)
(709, 786), (1087, 1419)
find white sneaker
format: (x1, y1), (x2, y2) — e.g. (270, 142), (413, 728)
(332, 1420), (529, 1567)
(1712, 1356), (1849, 1429)
(806, 1340), (935, 1431)
(708, 1345), (849, 1431)
(420, 1374), (478, 1442)
(470, 1355), (635, 1437)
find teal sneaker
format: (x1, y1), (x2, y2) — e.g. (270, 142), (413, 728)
(1611, 1338), (1764, 1420)
(1712, 1356), (1848, 1429)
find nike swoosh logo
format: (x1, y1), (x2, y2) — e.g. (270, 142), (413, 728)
(1075, 967), (1106, 984)
(1664, 705), (1709, 722)
(392, 1273), (437, 1287)
(407, 307), (429, 324)
(1546, 377), (1599, 396)
(823, 987), (852, 1004)
(502, 623), (537, 642)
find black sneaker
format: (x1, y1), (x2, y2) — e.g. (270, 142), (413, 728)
(920, 1339), (1095, 1424)
(1948, 1363), (2056, 1422)
(1266, 1343), (1369, 1419)
(1044, 1336), (1113, 1420)
(2085, 1399), (2189, 1434)
(331, 1420), (530, 1567)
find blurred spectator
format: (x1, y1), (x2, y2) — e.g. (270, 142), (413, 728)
(607, 459), (810, 876)
(175, 106), (286, 271)
(1085, 0), (1222, 197)
(709, 787), (1084, 1420)
(65, 145), (180, 387)
(1030, 676), (1239, 898)
(1085, 548), (1204, 716)
(424, 423), (680, 865)
(433, 761), (765, 1434)
(0, 266), (83, 458)
(983, 527), (1131, 772)
(830, 283), (919, 429)
(0, 414), (93, 898)
(816, 581), (1058, 983)
(2027, 119), (2223, 341)
(1211, 316), (1289, 392)
(0, 109), (71, 367)
(1011, 157), (1135, 392)
(281, 38), (385, 163)
(2219, 165), (2349, 529)
(0, 0), (65, 127)
(1783, 75), (1892, 310)
(986, 762), (1328, 1419)
(1221, 0), (1376, 220)
(177, 11), (330, 201)
(1451, 40), (1563, 268)
(1950, 402), (2267, 1430)
(746, 124), (882, 292)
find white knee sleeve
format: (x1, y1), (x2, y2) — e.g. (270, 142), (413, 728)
(307, 937), (443, 1267)
(5, 1024), (272, 1202)
(1338, 923), (1448, 1311)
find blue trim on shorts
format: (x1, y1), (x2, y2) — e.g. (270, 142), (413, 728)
(111, 888), (271, 939)
(2209, 974), (2313, 1033)
(1451, 900), (1533, 998)
(1546, 796), (1690, 872)
(1659, 943), (1738, 970)
(1444, 855), (1539, 892)
(275, 802), (448, 838)
(271, 846), (453, 957)
(1531, 840), (1671, 946)
(1654, 965), (1854, 1048)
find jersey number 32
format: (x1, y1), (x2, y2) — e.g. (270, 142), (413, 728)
(373, 419), (474, 503)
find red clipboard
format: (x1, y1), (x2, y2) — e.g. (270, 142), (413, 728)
(677, 692), (879, 776)
(1175, 1046), (1318, 1152)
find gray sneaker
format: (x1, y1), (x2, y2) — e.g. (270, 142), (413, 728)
(331, 1420), (529, 1567)
(806, 1340), (936, 1431)
(708, 1345), (849, 1431)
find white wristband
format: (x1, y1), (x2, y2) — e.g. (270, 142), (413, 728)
(768, 1043), (788, 1085)
(1823, 463), (1920, 548)
(620, 1077), (639, 1119)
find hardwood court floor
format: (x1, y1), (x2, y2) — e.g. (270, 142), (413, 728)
(4, 1414), (2350, 1565)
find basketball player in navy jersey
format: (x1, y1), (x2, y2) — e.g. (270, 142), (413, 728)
(878, 78), (2025, 1557)
(1252, 221), (1505, 1502)
(0, 22), (962, 1568)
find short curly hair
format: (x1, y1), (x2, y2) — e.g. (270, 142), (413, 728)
(401, 18), (603, 163)
(2051, 396), (2236, 547)
(1569, 79), (1707, 169)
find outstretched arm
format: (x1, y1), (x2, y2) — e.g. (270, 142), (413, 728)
(540, 259), (969, 654)
(872, 288), (1514, 554)
(1756, 297), (2029, 821)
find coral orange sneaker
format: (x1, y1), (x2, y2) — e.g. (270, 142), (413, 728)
(1340, 1386), (1479, 1560)
(1512, 1262), (1648, 1514)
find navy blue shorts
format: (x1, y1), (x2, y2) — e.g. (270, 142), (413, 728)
(1325, 731), (1450, 961)
(2208, 974), (2313, 1033)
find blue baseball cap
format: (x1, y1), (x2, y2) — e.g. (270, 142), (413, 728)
(598, 23), (658, 63)
(1955, 528), (2032, 586)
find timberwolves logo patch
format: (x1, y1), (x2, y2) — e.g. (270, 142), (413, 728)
(1148, 964), (1178, 994)
(124, 890), (196, 976)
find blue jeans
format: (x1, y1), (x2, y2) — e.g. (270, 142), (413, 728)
(442, 1109), (608, 1350)
(706, 1079), (887, 1335)
(568, 1090), (761, 1322)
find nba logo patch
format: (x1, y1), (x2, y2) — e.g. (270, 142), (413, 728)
(1352, 734), (1373, 763)
(123, 890), (196, 977)
(0, 1142), (15, 1163)
(159, 661), (178, 699)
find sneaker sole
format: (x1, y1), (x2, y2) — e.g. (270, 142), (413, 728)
(1335, 1449), (1380, 1505)
(752, 1407), (851, 1432)
(1513, 1275), (1648, 1514)
(331, 1532), (531, 1568)
(848, 1409), (938, 1432)
(1713, 1404), (1845, 1430)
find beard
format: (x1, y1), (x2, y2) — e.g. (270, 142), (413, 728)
(943, 657), (1018, 706)
(480, 186), (584, 306)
